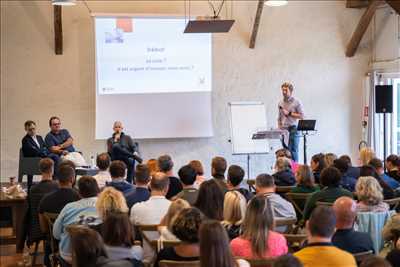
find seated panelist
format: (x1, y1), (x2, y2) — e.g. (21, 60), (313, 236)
(107, 121), (142, 184)
(45, 116), (75, 156)
(22, 120), (49, 158)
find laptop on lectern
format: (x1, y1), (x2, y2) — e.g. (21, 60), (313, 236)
(297, 120), (316, 131)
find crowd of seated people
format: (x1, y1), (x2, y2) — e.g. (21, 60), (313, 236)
(21, 144), (400, 267)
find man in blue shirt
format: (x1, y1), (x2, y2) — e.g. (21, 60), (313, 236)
(45, 116), (75, 156)
(369, 158), (400, 190)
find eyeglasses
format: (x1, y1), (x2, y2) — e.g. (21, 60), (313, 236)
(28, 128), (36, 131)
(52, 123), (61, 126)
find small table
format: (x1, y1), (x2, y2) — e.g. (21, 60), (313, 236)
(75, 167), (99, 176)
(0, 196), (27, 252)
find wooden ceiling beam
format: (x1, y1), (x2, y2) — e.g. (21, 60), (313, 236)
(345, 0), (381, 57)
(249, 0), (265, 49)
(346, 0), (370, 8)
(385, 0), (400, 14)
(54, 5), (63, 55)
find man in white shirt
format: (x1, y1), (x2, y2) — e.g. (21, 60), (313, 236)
(93, 153), (112, 188)
(130, 172), (170, 262)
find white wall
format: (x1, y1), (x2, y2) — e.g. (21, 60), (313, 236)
(1, 1), (372, 180)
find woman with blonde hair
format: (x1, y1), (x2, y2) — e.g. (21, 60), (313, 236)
(159, 198), (190, 240)
(291, 164), (319, 193)
(96, 187), (129, 220)
(324, 153), (337, 167)
(222, 191), (247, 240)
(355, 176), (389, 212)
(359, 147), (375, 166)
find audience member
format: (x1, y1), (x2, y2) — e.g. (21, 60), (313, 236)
(106, 160), (136, 208)
(355, 176), (389, 212)
(128, 164), (151, 207)
(130, 172), (171, 262)
(194, 179), (224, 221)
(302, 167), (353, 221)
(324, 153), (337, 167)
(339, 155), (360, 180)
(200, 220), (249, 267)
(69, 227), (136, 267)
(211, 156), (228, 192)
(96, 187), (129, 223)
(359, 147), (376, 166)
(158, 155), (182, 199)
(93, 153), (112, 188)
(255, 174), (296, 219)
(360, 165), (395, 199)
(159, 198), (190, 241)
(386, 154), (400, 182)
(273, 254), (303, 267)
(189, 160), (206, 187)
(294, 206), (357, 267)
(310, 153), (326, 184)
(360, 256), (392, 267)
(53, 176), (101, 263)
(273, 157), (296, 186)
(369, 158), (400, 190)
(333, 158), (357, 192)
(45, 116), (75, 156)
(174, 165), (199, 205)
(382, 213), (400, 244)
(222, 191), (247, 240)
(107, 121), (142, 184)
(102, 212), (143, 261)
(155, 208), (203, 267)
(275, 148), (299, 173)
(227, 165), (253, 202)
(386, 230), (400, 267)
(231, 196), (288, 259)
(26, 158), (58, 249)
(291, 164), (319, 193)
(332, 196), (374, 253)
(146, 158), (159, 176)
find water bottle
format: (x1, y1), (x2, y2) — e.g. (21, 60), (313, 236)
(90, 155), (95, 168)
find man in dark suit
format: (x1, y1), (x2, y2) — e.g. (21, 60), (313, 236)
(107, 121), (142, 184)
(22, 120), (49, 158)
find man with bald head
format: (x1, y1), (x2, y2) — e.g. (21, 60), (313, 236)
(332, 196), (374, 253)
(107, 121), (142, 184)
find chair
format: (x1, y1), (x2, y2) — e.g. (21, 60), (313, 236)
(274, 217), (297, 234)
(286, 192), (312, 218)
(136, 224), (159, 244)
(283, 234), (307, 253)
(353, 250), (374, 265)
(43, 212), (59, 267)
(149, 239), (182, 253)
(383, 197), (400, 210)
(316, 201), (333, 207)
(243, 258), (274, 267)
(18, 148), (41, 184)
(276, 186), (296, 194)
(159, 260), (200, 267)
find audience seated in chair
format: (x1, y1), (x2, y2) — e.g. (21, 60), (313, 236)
(158, 155), (183, 200)
(291, 165), (319, 194)
(70, 226), (142, 267)
(222, 191), (247, 240)
(102, 212), (143, 262)
(359, 147), (376, 167)
(385, 154), (400, 182)
(382, 213), (400, 246)
(159, 199), (190, 241)
(339, 155), (361, 180)
(93, 153), (112, 189)
(127, 164), (151, 208)
(331, 196), (374, 254)
(106, 160), (136, 208)
(130, 172), (171, 262)
(355, 176), (389, 212)
(146, 158), (159, 176)
(294, 206), (357, 267)
(369, 158), (400, 190)
(188, 160), (206, 188)
(194, 179), (224, 221)
(53, 176), (101, 264)
(211, 156), (228, 193)
(302, 167), (353, 221)
(201, 220), (249, 267)
(174, 165), (199, 205)
(275, 148), (299, 174)
(274, 254), (303, 267)
(360, 165), (395, 200)
(310, 153), (326, 184)
(324, 153), (337, 167)
(360, 256), (392, 267)
(255, 174), (296, 220)
(39, 164), (80, 267)
(385, 228), (400, 267)
(333, 158), (357, 192)
(273, 157), (296, 186)
(230, 195), (288, 259)
(227, 165), (253, 202)
(155, 208), (203, 267)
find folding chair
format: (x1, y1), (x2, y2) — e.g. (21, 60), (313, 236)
(286, 192), (312, 218)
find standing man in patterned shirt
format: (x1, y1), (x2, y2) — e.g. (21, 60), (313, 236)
(278, 82), (304, 162)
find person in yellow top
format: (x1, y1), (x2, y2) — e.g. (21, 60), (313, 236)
(294, 206), (357, 267)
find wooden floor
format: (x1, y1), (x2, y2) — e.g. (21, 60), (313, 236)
(0, 228), (44, 267)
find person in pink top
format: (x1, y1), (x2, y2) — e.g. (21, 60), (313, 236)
(230, 195), (288, 259)
(275, 148), (299, 173)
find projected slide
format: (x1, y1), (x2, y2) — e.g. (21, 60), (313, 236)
(95, 17), (212, 95)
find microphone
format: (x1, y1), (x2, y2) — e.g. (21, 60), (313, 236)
(132, 151), (143, 164)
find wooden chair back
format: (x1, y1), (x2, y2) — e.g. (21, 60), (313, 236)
(316, 201), (333, 207)
(276, 186), (296, 194)
(274, 217), (297, 234)
(283, 234), (307, 253)
(383, 197), (400, 210)
(159, 260), (200, 267)
(353, 250), (374, 264)
(243, 258), (274, 267)
(286, 192), (312, 218)
(43, 212), (59, 267)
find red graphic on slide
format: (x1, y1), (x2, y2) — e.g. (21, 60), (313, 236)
(116, 18), (133, 32)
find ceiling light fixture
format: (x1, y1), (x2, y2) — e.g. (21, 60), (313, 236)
(52, 0), (76, 6)
(264, 0), (288, 7)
